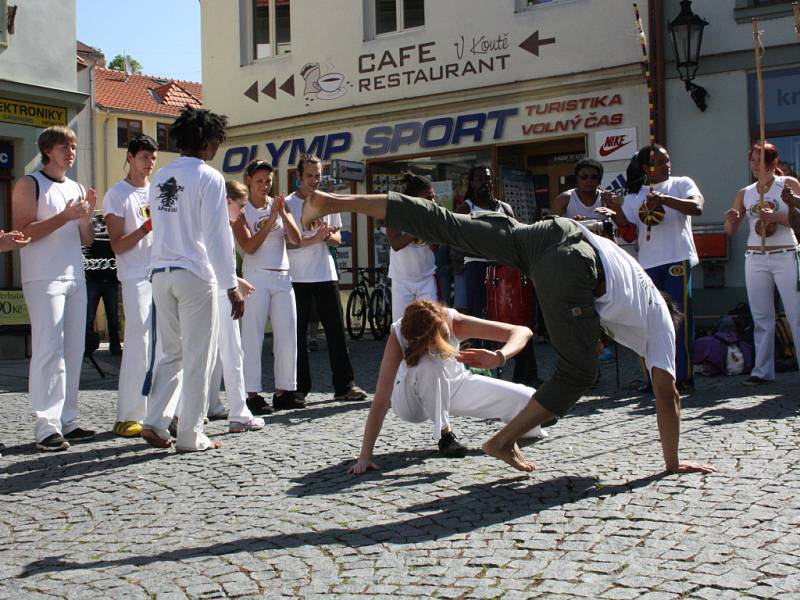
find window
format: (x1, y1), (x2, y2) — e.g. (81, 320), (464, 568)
(365, 0), (424, 39)
(252, 0), (291, 59)
(116, 118), (142, 149)
(156, 123), (178, 153)
(0, 0), (8, 48)
(734, 0), (797, 22)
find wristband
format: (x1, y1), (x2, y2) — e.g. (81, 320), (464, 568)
(142, 219), (152, 233)
(495, 349), (507, 368)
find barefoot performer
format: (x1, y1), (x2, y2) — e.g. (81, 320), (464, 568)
(303, 190), (715, 475)
(349, 299), (546, 475)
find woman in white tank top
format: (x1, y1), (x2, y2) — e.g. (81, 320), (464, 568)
(724, 142), (800, 384)
(233, 160), (302, 413)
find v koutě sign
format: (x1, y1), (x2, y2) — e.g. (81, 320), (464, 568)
(595, 128), (637, 162)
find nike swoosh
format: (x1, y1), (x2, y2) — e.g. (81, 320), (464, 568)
(599, 140), (632, 157)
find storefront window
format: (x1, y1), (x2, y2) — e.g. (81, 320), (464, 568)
(368, 149), (491, 269)
(747, 67), (800, 176)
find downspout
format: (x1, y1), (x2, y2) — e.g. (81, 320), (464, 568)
(651, 0), (667, 146)
(89, 64), (97, 188)
(103, 109), (111, 195)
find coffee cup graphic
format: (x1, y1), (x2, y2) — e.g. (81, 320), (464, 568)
(301, 62), (347, 100)
(318, 73), (344, 92)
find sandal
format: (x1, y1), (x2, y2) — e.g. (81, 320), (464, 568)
(113, 421), (143, 438)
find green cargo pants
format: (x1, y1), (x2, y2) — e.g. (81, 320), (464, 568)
(386, 192), (601, 416)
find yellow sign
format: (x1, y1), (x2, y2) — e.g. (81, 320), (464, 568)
(0, 98), (67, 128)
(0, 290), (30, 326)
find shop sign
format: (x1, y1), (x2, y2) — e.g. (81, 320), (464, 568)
(0, 290), (30, 326)
(331, 159), (365, 181)
(594, 128), (637, 162)
(520, 94), (625, 137)
(0, 142), (12, 168)
(0, 98), (66, 128)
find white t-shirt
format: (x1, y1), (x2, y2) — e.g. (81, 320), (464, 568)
(102, 179), (152, 281)
(622, 176), (701, 270)
(149, 156), (237, 290)
(576, 222), (676, 377)
(743, 176), (798, 247)
(241, 198), (290, 271)
(389, 238), (436, 282)
(285, 191), (341, 283)
(20, 171), (85, 283)
(565, 189), (603, 220)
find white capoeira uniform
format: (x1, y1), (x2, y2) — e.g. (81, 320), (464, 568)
(389, 237), (437, 321)
(20, 171), (88, 442)
(564, 189), (603, 220)
(575, 222), (676, 378)
(742, 177), (800, 380)
(240, 198), (297, 394)
(144, 157), (237, 451)
(390, 308), (545, 441)
(207, 229), (257, 424)
(103, 179), (152, 423)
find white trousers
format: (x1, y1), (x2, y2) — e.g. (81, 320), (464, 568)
(118, 278), (152, 422)
(241, 268), (297, 392)
(145, 270), (218, 451)
(208, 288), (254, 423)
(22, 278), (86, 442)
(391, 356), (542, 441)
(391, 275), (438, 322)
(745, 250), (800, 379)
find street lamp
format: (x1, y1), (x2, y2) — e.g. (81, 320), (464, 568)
(668, 0), (709, 111)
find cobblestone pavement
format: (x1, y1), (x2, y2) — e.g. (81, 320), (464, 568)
(1, 336), (798, 599)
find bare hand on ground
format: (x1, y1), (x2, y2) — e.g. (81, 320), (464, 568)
(349, 458), (381, 475)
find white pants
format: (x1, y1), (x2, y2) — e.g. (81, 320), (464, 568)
(391, 356), (542, 441)
(391, 275), (438, 322)
(118, 278), (152, 422)
(145, 270), (218, 451)
(745, 250), (800, 379)
(208, 288), (254, 423)
(22, 278), (87, 442)
(241, 268), (297, 392)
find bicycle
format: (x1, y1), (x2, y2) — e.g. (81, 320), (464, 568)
(345, 267), (372, 340)
(368, 268), (392, 340)
(344, 268), (393, 340)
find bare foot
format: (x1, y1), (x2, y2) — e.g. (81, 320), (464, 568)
(141, 428), (174, 449)
(482, 438), (534, 472)
(175, 440), (223, 454)
(301, 190), (329, 229)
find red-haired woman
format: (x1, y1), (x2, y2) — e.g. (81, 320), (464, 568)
(349, 299), (545, 475)
(724, 142), (800, 385)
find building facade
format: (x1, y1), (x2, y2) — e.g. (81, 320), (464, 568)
(201, 0), (800, 310)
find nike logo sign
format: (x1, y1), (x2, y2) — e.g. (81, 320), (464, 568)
(599, 138), (632, 157)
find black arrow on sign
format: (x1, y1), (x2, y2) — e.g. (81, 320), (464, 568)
(519, 31), (556, 57)
(279, 74), (295, 97)
(262, 78), (277, 99)
(243, 81), (259, 103)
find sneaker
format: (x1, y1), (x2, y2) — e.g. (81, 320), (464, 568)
(64, 427), (96, 442)
(113, 421), (143, 438)
(273, 391), (306, 411)
(743, 375), (770, 386)
(438, 430), (468, 458)
(246, 394), (274, 416)
(36, 433), (70, 452)
(333, 385), (368, 402)
(229, 417), (266, 433)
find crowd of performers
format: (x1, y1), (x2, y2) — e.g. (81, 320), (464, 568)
(4, 106), (799, 474)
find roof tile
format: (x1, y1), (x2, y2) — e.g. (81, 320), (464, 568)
(94, 67), (202, 117)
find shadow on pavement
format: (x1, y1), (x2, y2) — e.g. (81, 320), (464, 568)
(0, 439), (169, 495)
(19, 472), (668, 577)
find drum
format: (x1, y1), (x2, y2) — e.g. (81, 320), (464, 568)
(486, 265), (536, 327)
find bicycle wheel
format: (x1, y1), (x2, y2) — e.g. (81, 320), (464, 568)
(369, 288), (391, 340)
(346, 288), (368, 340)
